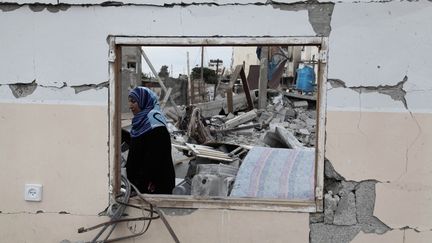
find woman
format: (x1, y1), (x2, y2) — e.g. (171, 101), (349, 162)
(126, 86), (175, 194)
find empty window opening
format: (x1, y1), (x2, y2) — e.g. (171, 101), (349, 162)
(109, 37), (328, 212)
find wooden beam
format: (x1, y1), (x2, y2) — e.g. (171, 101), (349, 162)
(140, 48), (181, 116)
(160, 87), (172, 109)
(226, 65), (243, 113)
(115, 36), (324, 46)
(113, 44), (122, 195)
(315, 37), (329, 212)
(239, 67), (254, 111)
(258, 47), (268, 109)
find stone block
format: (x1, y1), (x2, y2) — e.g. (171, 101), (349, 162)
(333, 192), (357, 226)
(324, 192), (340, 224)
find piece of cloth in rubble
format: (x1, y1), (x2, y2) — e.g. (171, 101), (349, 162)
(129, 87), (167, 138)
(230, 146), (315, 200)
(256, 46), (287, 81)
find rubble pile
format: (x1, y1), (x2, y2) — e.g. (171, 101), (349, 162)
(201, 90), (317, 148)
(167, 89), (317, 197)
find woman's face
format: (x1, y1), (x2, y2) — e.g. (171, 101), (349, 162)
(128, 97), (141, 115)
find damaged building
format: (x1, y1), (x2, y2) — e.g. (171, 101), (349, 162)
(1, 1), (432, 243)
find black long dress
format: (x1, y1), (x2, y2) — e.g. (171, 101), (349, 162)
(126, 126), (175, 194)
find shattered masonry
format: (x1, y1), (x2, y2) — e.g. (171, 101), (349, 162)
(309, 160), (391, 243)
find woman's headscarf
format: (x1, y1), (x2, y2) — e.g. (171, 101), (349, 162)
(129, 87), (167, 138)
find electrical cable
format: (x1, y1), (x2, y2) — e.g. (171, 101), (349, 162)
(78, 175), (180, 243)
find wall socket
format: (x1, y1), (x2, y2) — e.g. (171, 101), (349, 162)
(24, 184), (43, 202)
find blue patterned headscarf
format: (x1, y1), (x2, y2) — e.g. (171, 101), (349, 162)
(129, 87), (167, 138)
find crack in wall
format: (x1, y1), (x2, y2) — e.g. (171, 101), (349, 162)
(0, 2), (70, 12)
(0, 1), (334, 37)
(350, 76), (408, 109)
(328, 77), (424, 181)
(328, 76), (409, 109)
(2, 80), (108, 98)
(402, 110), (422, 177)
(0, 210), (96, 216)
(71, 81), (109, 94)
(8, 80), (38, 98)
(310, 159), (391, 243)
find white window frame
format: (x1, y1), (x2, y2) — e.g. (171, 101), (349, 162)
(108, 36), (328, 212)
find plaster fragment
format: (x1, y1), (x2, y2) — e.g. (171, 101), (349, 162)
(9, 81), (37, 98)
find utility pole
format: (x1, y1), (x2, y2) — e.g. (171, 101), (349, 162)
(170, 64), (173, 78)
(258, 46), (269, 109)
(200, 46), (205, 102)
(213, 58), (222, 100)
(187, 51), (192, 105)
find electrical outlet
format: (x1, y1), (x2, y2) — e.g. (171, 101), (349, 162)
(24, 184), (42, 202)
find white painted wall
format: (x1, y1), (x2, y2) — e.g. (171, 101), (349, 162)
(328, 1), (432, 113)
(1, 1), (432, 242)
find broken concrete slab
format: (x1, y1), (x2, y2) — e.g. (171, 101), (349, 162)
(275, 126), (303, 149)
(293, 100), (308, 108)
(224, 109), (257, 129)
(310, 212), (324, 224)
(262, 131), (286, 148)
(355, 180), (376, 224)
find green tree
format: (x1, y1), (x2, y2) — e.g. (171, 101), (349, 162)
(191, 67), (218, 84)
(158, 65), (169, 79)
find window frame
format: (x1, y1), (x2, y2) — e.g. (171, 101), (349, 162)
(108, 36), (328, 212)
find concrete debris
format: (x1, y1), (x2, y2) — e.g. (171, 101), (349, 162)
(224, 109), (257, 129)
(355, 181), (391, 234)
(333, 191), (357, 226)
(324, 191), (340, 224)
(164, 88), (318, 197)
(293, 100), (308, 108)
(311, 159), (391, 241)
(275, 126), (303, 149)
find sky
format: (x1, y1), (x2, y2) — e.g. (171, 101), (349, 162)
(141, 46), (233, 78)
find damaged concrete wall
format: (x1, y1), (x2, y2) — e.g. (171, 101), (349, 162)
(0, 1), (431, 242)
(324, 1), (432, 242)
